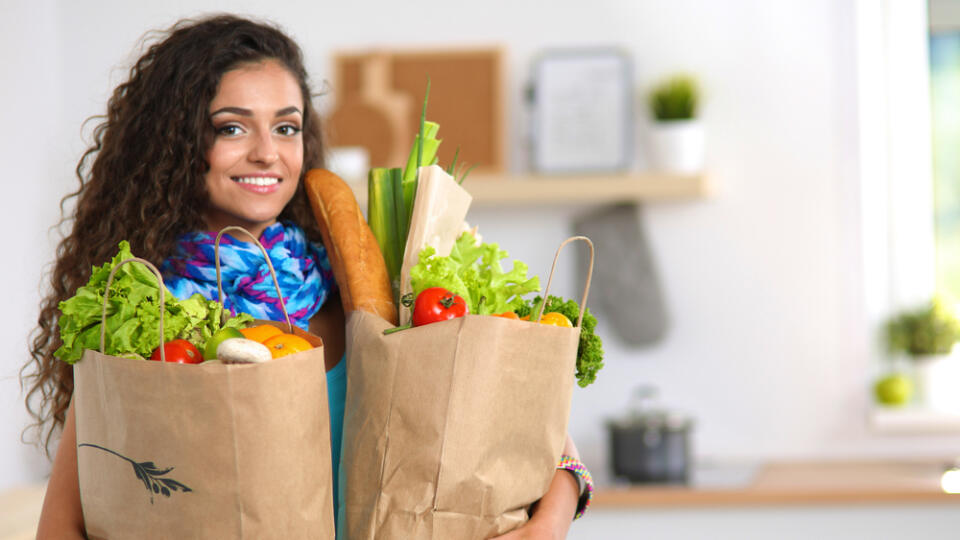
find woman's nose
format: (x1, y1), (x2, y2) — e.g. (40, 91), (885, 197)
(249, 131), (279, 164)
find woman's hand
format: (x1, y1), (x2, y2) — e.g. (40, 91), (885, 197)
(492, 434), (582, 539)
(491, 467), (579, 540)
(491, 517), (560, 540)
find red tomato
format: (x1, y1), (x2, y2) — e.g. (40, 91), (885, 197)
(412, 287), (468, 326)
(150, 339), (203, 364)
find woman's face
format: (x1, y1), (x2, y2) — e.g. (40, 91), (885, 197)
(203, 59), (304, 238)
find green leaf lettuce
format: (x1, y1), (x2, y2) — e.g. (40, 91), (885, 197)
(409, 231), (540, 315)
(54, 241), (252, 364)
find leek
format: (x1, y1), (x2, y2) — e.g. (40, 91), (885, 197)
(367, 167), (402, 300)
(366, 80), (450, 306)
(401, 122), (441, 183)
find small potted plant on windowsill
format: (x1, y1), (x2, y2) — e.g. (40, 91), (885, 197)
(884, 297), (960, 411)
(645, 74), (704, 174)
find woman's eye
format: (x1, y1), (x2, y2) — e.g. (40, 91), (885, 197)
(276, 124), (302, 136)
(216, 124), (243, 136)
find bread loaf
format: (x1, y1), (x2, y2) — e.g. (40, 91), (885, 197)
(304, 169), (398, 325)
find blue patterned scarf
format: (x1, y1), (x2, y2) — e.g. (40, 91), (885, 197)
(160, 221), (336, 330)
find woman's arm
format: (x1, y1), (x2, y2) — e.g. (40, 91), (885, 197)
(36, 398), (85, 539)
(493, 434), (581, 540)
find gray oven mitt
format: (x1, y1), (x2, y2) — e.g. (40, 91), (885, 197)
(573, 203), (668, 346)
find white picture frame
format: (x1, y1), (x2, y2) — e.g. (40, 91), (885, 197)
(531, 48), (634, 174)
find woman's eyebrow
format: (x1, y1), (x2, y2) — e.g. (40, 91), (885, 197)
(210, 106), (302, 117)
(276, 106), (302, 117)
(211, 106), (252, 117)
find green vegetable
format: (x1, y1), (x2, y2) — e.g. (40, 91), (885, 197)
(368, 82), (442, 304)
(409, 231), (540, 316)
(203, 326), (245, 360)
(368, 167), (404, 300)
(54, 241), (253, 364)
(401, 120), (440, 188)
(517, 295), (605, 388)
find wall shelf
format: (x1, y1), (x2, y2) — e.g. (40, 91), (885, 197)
(870, 406), (960, 434)
(347, 172), (711, 208)
(464, 172), (710, 205)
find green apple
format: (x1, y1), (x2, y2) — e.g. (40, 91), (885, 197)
(874, 373), (913, 406)
(203, 327), (245, 360)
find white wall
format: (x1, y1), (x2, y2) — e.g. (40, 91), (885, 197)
(5, 0), (959, 492)
(2, 0), (70, 488)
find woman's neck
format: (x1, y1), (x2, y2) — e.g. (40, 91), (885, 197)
(202, 213), (277, 240)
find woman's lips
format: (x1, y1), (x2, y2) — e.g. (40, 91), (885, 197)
(232, 176), (281, 194)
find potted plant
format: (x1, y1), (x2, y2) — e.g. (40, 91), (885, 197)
(884, 297), (960, 411)
(645, 74), (704, 174)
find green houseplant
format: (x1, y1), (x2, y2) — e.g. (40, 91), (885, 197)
(645, 74), (704, 173)
(649, 75), (699, 121)
(883, 298), (960, 411)
(884, 298), (960, 357)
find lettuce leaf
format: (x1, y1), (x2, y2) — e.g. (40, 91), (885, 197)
(54, 241), (252, 363)
(409, 231), (540, 315)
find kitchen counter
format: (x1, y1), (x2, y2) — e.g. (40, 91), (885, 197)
(594, 459), (959, 508)
(4, 460), (958, 539)
(0, 484), (44, 540)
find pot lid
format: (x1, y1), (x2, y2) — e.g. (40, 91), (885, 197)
(607, 385), (693, 430)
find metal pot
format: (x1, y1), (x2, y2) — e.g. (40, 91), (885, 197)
(607, 387), (693, 484)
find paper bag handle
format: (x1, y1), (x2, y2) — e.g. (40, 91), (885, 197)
(213, 226), (294, 333)
(99, 257), (167, 362)
(537, 236), (595, 327)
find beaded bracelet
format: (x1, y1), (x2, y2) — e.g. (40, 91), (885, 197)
(557, 455), (593, 520)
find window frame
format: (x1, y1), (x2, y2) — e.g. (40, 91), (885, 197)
(855, 0), (935, 350)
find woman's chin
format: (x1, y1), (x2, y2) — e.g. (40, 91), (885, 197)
(203, 211), (282, 236)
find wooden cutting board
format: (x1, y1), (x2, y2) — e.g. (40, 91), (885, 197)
(326, 54), (412, 168)
(326, 48), (504, 173)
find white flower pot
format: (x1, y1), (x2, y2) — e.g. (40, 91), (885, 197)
(914, 353), (960, 412)
(646, 119), (705, 174)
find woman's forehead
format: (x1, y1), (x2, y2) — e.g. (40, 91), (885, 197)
(210, 60), (303, 112)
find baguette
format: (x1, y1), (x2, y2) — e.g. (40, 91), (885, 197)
(304, 169), (398, 325)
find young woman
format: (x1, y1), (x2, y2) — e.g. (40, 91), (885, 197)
(25, 14), (585, 539)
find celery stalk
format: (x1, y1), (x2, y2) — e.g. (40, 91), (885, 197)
(402, 123), (441, 183)
(367, 167), (402, 300)
(390, 167), (406, 252)
(401, 131), (439, 233)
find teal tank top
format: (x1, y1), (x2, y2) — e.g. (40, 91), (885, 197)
(326, 355), (346, 520)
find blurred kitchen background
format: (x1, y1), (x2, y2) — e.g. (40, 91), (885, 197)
(4, 0), (960, 538)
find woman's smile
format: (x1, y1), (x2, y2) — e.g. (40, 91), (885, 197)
(232, 174), (283, 194)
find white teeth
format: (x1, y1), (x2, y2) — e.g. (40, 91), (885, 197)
(234, 177), (279, 186)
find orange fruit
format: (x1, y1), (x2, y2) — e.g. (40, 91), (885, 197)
(492, 311), (520, 320)
(240, 324), (285, 343)
(263, 333), (313, 359)
(539, 312), (573, 327)
(521, 312), (573, 327)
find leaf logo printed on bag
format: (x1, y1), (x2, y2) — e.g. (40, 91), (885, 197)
(79, 443), (193, 504)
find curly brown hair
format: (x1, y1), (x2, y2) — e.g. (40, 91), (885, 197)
(23, 14), (327, 454)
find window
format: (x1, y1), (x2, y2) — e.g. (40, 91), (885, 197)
(930, 21), (960, 299)
(856, 0), (935, 339)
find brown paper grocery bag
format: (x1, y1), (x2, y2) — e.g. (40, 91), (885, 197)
(339, 237), (593, 540)
(73, 230), (335, 539)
